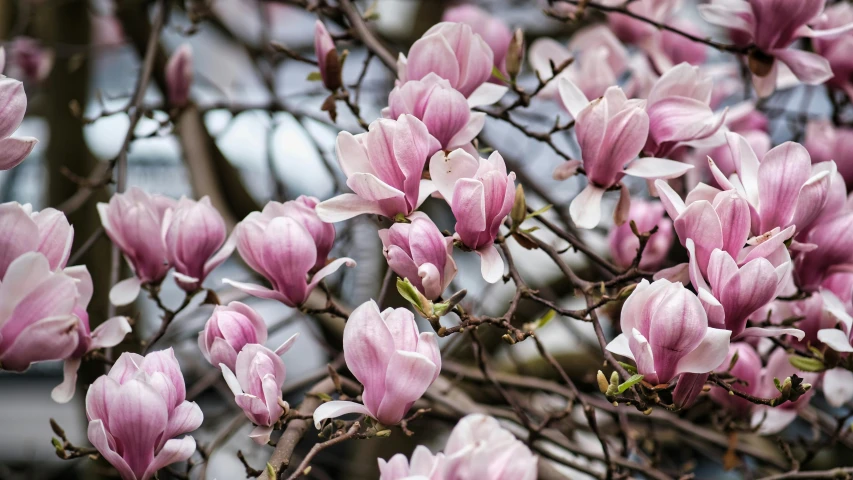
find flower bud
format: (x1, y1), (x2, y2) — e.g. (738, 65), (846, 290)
(314, 21), (341, 91)
(198, 301), (268, 371)
(506, 28), (524, 81)
(165, 44), (193, 107)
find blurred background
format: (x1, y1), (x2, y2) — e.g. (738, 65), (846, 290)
(0, 0), (845, 479)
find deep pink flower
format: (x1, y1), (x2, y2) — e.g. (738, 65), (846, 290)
(379, 216), (457, 300)
(557, 81), (692, 229)
(313, 301), (441, 426)
(805, 120), (853, 189)
(86, 349), (202, 480)
(162, 196), (235, 292)
(794, 212), (853, 292)
(398, 22), (507, 105)
(812, 2), (853, 99)
(385, 74), (483, 149)
(198, 301), (268, 372)
(442, 5), (513, 79)
(220, 334), (298, 444)
(98, 188), (176, 305)
(429, 149), (515, 283)
(225, 199), (354, 308)
(5, 37), (53, 83)
(316, 115), (440, 222)
(0, 69), (38, 170)
(606, 279), (732, 385)
(165, 44), (192, 107)
(0, 201), (73, 279)
(0, 253), (83, 372)
(700, 0), (853, 97)
(710, 342), (764, 417)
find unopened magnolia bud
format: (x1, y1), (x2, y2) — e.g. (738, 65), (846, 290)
(597, 370), (609, 394)
(165, 44), (193, 107)
(506, 28), (524, 81)
(510, 184), (526, 228)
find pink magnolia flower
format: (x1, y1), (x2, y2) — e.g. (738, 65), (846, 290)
(812, 2), (853, 99)
(528, 25), (629, 101)
(0, 252), (83, 372)
(700, 0), (853, 97)
(660, 19), (709, 67)
(442, 5), (513, 79)
(165, 44), (192, 107)
(710, 342), (764, 417)
(556, 81), (692, 229)
(707, 133), (837, 236)
(314, 20), (340, 91)
(225, 198), (354, 308)
(379, 216), (457, 300)
(606, 278), (732, 385)
(0, 67), (38, 170)
(805, 120), (853, 189)
(86, 349), (203, 480)
(687, 240), (795, 339)
(0, 201), (73, 279)
(316, 115), (440, 222)
(749, 348), (817, 434)
(608, 200), (674, 270)
(428, 149), (515, 283)
(379, 446), (445, 480)
(5, 37), (53, 83)
(441, 414), (537, 480)
(643, 63), (728, 158)
(220, 334), (299, 444)
(313, 301), (441, 427)
(795, 212), (853, 292)
(398, 22), (508, 105)
(198, 301), (268, 371)
(162, 196), (235, 292)
(385, 74), (484, 149)
(52, 265), (131, 403)
(98, 188), (176, 305)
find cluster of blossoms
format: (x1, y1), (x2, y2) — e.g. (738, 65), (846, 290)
(6, 0), (853, 478)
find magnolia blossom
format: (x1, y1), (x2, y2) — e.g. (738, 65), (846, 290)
(0, 64), (38, 170)
(52, 265), (131, 403)
(442, 5), (513, 78)
(706, 133), (837, 237)
(805, 120), (853, 189)
(379, 446), (445, 480)
(313, 301), (441, 427)
(700, 0), (853, 97)
(794, 212), (853, 292)
(220, 334), (299, 444)
(314, 20), (340, 91)
(441, 414), (538, 480)
(705, 103), (771, 179)
(379, 215), (457, 300)
(398, 22), (507, 105)
(528, 25), (629, 100)
(98, 187), (176, 306)
(556, 81), (692, 229)
(0, 253), (83, 372)
(606, 278), (732, 385)
(812, 2), (853, 99)
(5, 37), (53, 83)
(225, 198), (354, 308)
(643, 63), (728, 158)
(608, 200), (674, 270)
(0, 202), (73, 279)
(162, 196), (235, 292)
(385, 74), (485, 149)
(687, 240), (795, 339)
(165, 44), (192, 107)
(86, 349), (202, 480)
(198, 301), (268, 371)
(428, 149), (515, 283)
(316, 115), (440, 222)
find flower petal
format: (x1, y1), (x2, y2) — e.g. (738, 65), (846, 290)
(313, 400), (372, 429)
(570, 184), (605, 229)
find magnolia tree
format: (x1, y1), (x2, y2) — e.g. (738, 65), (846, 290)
(4, 0), (853, 479)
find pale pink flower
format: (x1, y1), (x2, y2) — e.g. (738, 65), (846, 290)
(198, 301), (268, 372)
